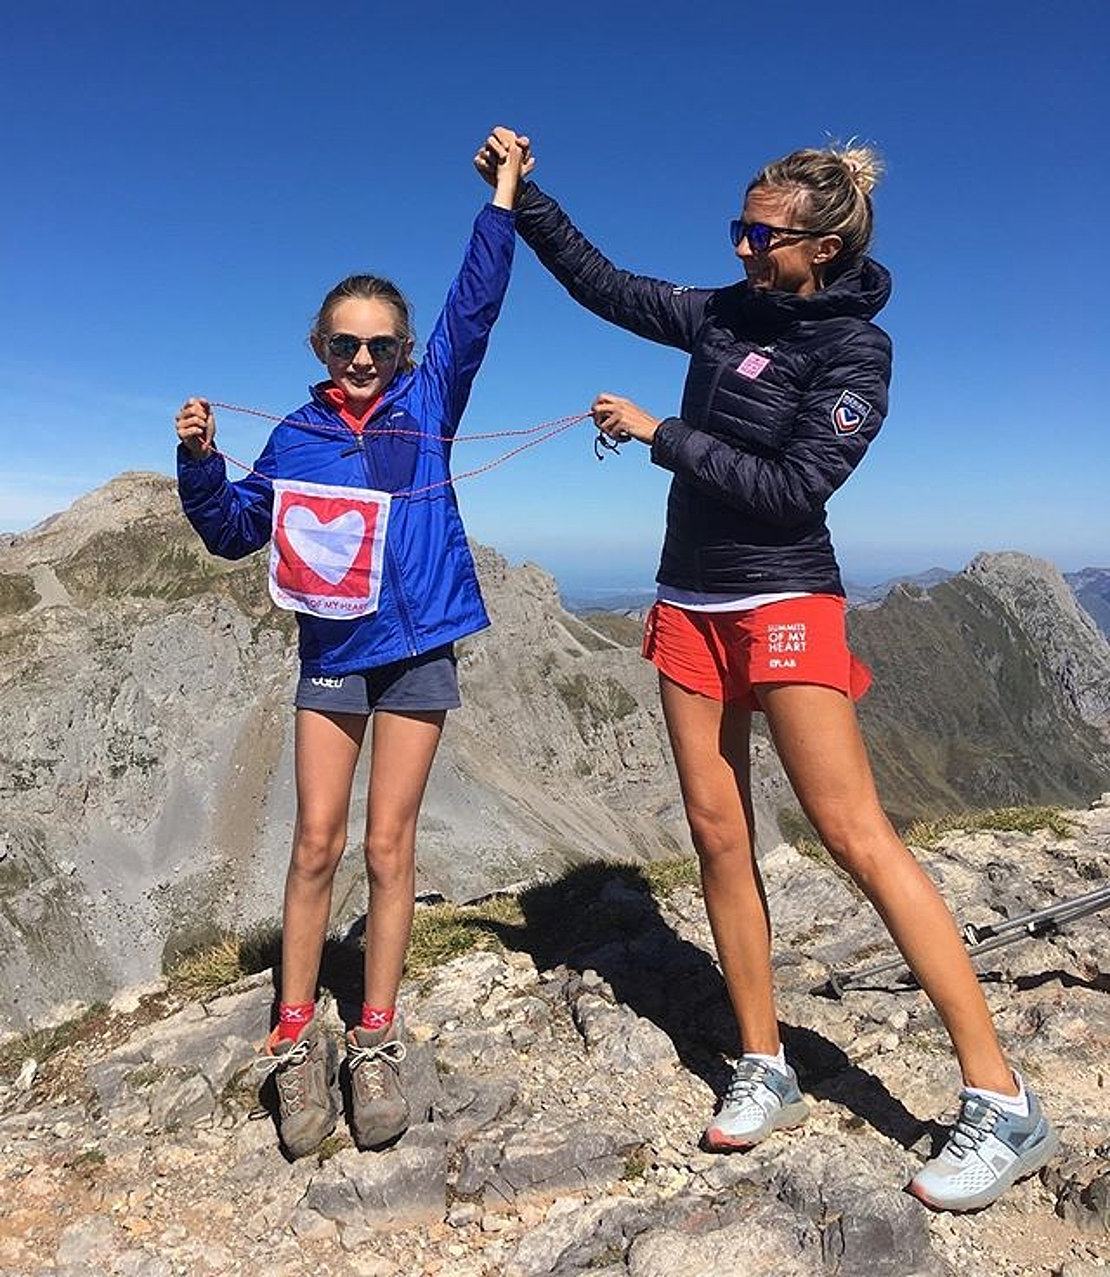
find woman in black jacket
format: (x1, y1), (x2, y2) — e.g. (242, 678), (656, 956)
(475, 130), (1055, 1212)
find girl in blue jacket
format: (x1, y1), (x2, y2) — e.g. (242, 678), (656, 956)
(174, 136), (529, 1159)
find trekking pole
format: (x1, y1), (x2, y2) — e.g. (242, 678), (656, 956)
(817, 882), (1110, 999)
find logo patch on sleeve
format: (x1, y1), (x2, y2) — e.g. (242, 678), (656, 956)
(831, 391), (872, 435)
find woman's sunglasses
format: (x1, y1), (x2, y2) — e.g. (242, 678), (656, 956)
(729, 220), (823, 253)
(326, 333), (402, 363)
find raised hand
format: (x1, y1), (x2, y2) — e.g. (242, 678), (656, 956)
(175, 397), (216, 460)
(474, 126), (534, 206)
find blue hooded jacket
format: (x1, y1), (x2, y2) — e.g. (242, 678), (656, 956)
(177, 203), (515, 675)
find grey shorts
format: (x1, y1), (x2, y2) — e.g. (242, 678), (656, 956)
(295, 644), (460, 716)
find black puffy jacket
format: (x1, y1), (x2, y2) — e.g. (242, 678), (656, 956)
(514, 182), (893, 596)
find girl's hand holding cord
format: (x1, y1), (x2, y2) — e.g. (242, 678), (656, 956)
(175, 397), (215, 460)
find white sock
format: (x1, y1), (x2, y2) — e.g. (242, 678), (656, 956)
(964, 1070), (1029, 1117)
(743, 1046), (789, 1076)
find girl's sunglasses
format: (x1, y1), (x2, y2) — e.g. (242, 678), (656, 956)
(729, 220), (823, 253)
(326, 333), (402, 362)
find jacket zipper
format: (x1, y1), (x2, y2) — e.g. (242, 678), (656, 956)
(351, 405), (420, 657)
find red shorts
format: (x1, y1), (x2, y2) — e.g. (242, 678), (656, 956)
(642, 595), (872, 709)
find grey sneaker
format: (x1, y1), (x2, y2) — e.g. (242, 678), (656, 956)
(703, 1057), (809, 1151)
(908, 1086), (1059, 1211)
(256, 1021), (339, 1159)
(346, 1020), (410, 1149)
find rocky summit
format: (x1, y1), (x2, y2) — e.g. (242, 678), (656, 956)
(1, 799), (1108, 1276)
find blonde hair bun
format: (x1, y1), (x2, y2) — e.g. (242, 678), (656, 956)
(832, 144), (884, 196)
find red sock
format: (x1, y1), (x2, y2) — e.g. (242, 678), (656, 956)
(361, 1004), (395, 1032)
(277, 1001), (315, 1042)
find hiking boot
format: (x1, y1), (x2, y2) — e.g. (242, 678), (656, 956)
(256, 1020), (339, 1159)
(908, 1085), (1058, 1211)
(703, 1058), (809, 1151)
(345, 1019), (409, 1149)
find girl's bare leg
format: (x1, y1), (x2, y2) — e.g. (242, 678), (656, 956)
(361, 709), (445, 1010)
(281, 709), (366, 1005)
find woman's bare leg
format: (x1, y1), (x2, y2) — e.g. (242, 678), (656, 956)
(660, 674), (780, 1054)
(756, 682), (1014, 1093)
(361, 709), (445, 1010)
(281, 709), (366, 1006)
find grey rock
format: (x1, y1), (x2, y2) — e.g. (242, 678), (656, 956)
(302, 1125), (448, 1226)
(1051, 1160), (1110, 1233)
(504, 1199), (651, 1277)
(434, 1072), (520, 1141)
(966, 552), (1110, 729)
(147, 1068), (216, 1128)
(457, 1116), (645, 1203)
(772, 1143), (942, 1276)
(14, 1058), (37, 1092)
(626, 1197), (822, 1277)
(54, 1215), (117, 1267)
(396, 1039), (442, 1126)
(572, 993), (679, 1072)
(88, 984), (269, 1128)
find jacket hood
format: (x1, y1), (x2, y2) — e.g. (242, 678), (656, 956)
(739, 255), (892, 327)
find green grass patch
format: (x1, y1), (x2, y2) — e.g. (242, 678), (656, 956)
(0, 1004), (107, 1081)
(904, 806), (1073, 849)
(621, 1144), (650, 1181)
(315, 1132), (353, 1164)
(164, 924), (280, 1001)
(639, 857), (700, 897)
(794, 836), (830, 865)
(125, 1063), (167, 1090)
(777, 806), (819, 846)
(407, 896), (524, 978)
(0, 572), (38, 615)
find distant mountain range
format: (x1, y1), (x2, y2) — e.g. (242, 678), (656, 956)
(843, 567), (956, 607)
(849, 553), (1110, 826)
(0, 475), (1107, 1032)
(566, 565), (1110, 640)
(1066, 567), (1110, 640)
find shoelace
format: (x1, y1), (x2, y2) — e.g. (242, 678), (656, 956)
(945, 1097), (1002, 1159)
(347, 1038), (407, 1072)
(252, 1039), (312, 1076)
(723, 1060), (772, 1106)
(251, 1040), (314, 1115)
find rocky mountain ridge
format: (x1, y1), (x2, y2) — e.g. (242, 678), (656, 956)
(0, 474), (788, 1035)
(2, 475), (1108, 1036)
(849, 554), (1110, 827)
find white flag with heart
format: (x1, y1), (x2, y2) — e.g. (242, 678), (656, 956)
(269, 479), (392, 618)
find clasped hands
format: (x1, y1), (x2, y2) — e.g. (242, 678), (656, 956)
(478, 126), (661, 449)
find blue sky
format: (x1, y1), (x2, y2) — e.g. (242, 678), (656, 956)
(1, 0), (1106, 593)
